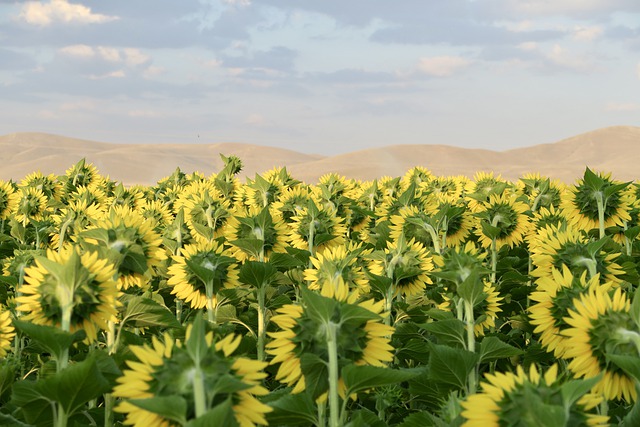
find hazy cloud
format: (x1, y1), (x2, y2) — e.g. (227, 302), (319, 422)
(416, 56), (472, 77)
(17, 0), (119, 26)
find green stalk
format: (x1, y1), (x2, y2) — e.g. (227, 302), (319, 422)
(595, 191), (606, 239)
(490, 238), (498, 285)
(205, 280), (216, 324)
(193, 364), (207, 418)
(308, 218), (316, 258)
(58, 217), (74, 253)
(257, 286), (266, 362)
(464, 300), (477, 395)
(56, 302), (73, 427)
(423, 223), (441, 255)
(326, 322), (342, 427)
(317, 401), (326, 427)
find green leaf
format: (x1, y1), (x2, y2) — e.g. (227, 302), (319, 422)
(517, 384), (566, 427)
(346, 408), (388, 427)
(624, 226), (640, 241)
(300, 286), (335, 325)
(230, 238), (264, 259)
(238, 261), (278, 289)
(0, 412), (32, 427)
(608, 354), (640, 383)
(583, 167), (604, 190)
(343, 365), (423, 396)
(128, 396), (187, 425)
(456, 270), (485, 306)
(398, 412), (445, 427)
(419, 319), (466, 348)
(120, 295), (182, 329)
(480, 221), (501, 240)
(428, 343), (479, 390)
(269, 252), (306, 269)
(13, 320), (85, 365)
(265, 391), (317, 426)
(632, 289), (640, 329)
(299, 353), (329, 400)
(41, 353), (111, 416)
(620, 384), (640, 426)
(186, 398), (239, 427)
(478, 336), (523, 363)
(10, 380), (55, 426)
(120, 251), (149, 275)
(560, 376), (602, 410)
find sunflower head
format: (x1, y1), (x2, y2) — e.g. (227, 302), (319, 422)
(80, 205), (165, 291)
(473, 192), (530, 249)
(114, 316), (272, 427)
(461, 364), (608, 426)
(167, 240), (240, 310)
(15, 247), (118, 342)
(224, 205), (288, 261)
(266, 290), (394, 400)
(562, 287), (639, 402)
(0, 305), (15, 358)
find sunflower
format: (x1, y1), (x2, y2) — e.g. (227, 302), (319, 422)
(50, 199), (106, 250)
(167, 240), (240, 310)
(240, 172), (286, 209)
(528, 205), (567, 236)
(266, 295), (395, 399)
(106, 183), (146, 209)
(437, 279), (502, 336)
(63, 184), (109, 209)
(561, 169), (632, 233)
(176, 180), (231, 244)
(0, 305), (15, 358)
(368, 236), (433, 298)
(529, 224), (624, 285)
(418, 175), (465, 200)
(18, 171), (62, 202)
(62, 159), (101, 191)
(426, 194), (474, 248)
(138, 199), (175, 231)
(461, 364), (608, 426)
(13, 187), (49, 225)
(224, 206), (288, 261)
(15, 246), (118, 342)
(304, 242), (371, 301)
(81, 206), (165, 291)
(515, 173), (564, 211)
(288, 201), (347, 255)
(389, 205), (437, 249)
(529, 266), (611, 358)
(473, 193), (530, 249)
(562, 287), (638, 402)
(0, 180), (18, 221)
(113, 327), (272, 427)
(465, 171), (509, 212)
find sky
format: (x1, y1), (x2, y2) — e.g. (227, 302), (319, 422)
(0, 0), (639, 155)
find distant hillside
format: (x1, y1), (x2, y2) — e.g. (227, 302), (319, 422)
(0, 126), (638, 185)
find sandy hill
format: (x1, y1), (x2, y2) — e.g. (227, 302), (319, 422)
(0, 126), (638, 185)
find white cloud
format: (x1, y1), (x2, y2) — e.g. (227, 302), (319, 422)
(224, 0), (251, 7)
(128, 110), (162, 118)
(123, 48), (150, 67)
(88, 70), (125, 80)
(97, 47), (121, 62)
(416, 56), (471, 77)
(245, 113), (266, 125)
(605, 102), (640, 111)
(547, 44), (593, 71)
(572, 25), (603, 41)
(59, 44), (94, 58)
(637, 63), (640, 79)
(18, 0), (119, 26)
(143, 66), (164, 79)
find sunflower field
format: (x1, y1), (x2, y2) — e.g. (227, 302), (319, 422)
(1, 156), (640, 426)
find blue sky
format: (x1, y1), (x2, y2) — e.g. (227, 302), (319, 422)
(1, 0), (639, 155)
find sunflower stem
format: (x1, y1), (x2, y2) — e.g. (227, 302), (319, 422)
(490, 238), (498, 285)
(464, 300), (477, 395)
(58, 217), (74, 253)
(205, 280), (216, 325)
(326, 321), (342, 427)
(595, 191), (606, 239)
(423, 223), (441, 254)
(257, 286), (267, 362)
(193, 364), (208, 418)
(317, 400), (326, 427)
